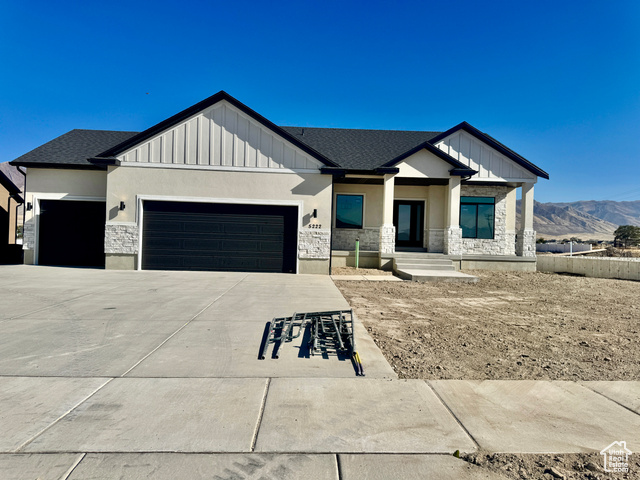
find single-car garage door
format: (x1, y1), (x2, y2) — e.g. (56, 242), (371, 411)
(142, 201), (298, 273)
(38, 200), (106, 267)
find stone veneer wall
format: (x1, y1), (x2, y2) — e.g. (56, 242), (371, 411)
(444, 226), (463, 255)
(379, 224), (396, 254)
(22, 220), (35, 250)
(459, 185), (516, 256)
(332, 227), (380, 251)
(298, 229), (331, 259)
(516, 229), (536, 257)
(104, 223), (139, 255)
(427, 228), (444, 252)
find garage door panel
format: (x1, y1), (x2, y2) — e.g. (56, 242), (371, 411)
(38, 200), (106, 268)
(142, 201), (297, 273)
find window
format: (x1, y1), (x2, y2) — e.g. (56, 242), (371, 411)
(335, 194), (363, 229)
(460, 196), (494, 239)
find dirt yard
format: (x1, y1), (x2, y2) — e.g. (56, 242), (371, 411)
(335, 271), (640, 479)
(335, 271), (640, 381)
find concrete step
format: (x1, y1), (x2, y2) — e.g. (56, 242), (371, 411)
(394, 268), (478, 283)
(394, 258), (452, 265)
(395, 263), (456, 271)
(392, 252), (446, 258)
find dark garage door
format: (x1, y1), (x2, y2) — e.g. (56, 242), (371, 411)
(38, 200), (106, 267)
(142, 201), (298, 273)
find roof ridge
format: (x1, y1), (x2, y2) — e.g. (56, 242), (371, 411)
(281, 125), (442, 134)
(70, 128), (140, 134)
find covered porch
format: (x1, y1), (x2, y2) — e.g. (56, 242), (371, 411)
(329, 172), (537, 272)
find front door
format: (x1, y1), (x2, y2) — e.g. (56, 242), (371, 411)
(393, 200), (425, 248)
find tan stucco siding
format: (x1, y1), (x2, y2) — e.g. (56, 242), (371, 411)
(427, 186), (447, 229)
(106, 166), (332, 227)
(333, 183), (382, 227)
(26, 169), (107, 200)
(505, 187), (517, 232)
(396, 150), (452, 178)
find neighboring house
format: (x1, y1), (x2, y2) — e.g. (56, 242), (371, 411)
(0, 162), (24, 263)
(10, 91), (548, 274)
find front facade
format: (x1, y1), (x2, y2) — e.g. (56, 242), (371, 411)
(11, 91), (548, 274)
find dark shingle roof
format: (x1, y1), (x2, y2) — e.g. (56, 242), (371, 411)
(11, 129), (139, 169)
(9, 122), (547, 179)
(281, 127), (441, 171)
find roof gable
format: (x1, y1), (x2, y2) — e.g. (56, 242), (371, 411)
(106, 99), (327, 171)
(97, 91), (336, 168)
(430, 122), (549, 180)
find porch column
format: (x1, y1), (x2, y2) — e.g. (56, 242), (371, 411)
(379, 173), (396, 257)
(516, 182), (536, 257)
(444, 176), (463, 255)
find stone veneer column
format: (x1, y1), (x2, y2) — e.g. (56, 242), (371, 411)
(104, 223), (139, 255)
(516, 182), (536, 257)
(444, 176), (463, 255)
(298, 229), (331, 259)
(379, 174), (396, 258)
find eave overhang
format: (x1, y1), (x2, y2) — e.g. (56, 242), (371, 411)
(9, 161), (107, 171)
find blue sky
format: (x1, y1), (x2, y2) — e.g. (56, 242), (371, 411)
(1, 0), (638, 203)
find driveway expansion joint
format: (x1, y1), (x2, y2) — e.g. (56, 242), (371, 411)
(12, 378), (115, 453)
(250, 378), (272, 452)
(581, 382), (640, 417)
(425, 380), (481, 451)
(120, 274), (249, 377)
(59, 453), (86, 480)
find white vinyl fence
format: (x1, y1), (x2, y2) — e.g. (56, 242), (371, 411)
(536, 243), (592, 254)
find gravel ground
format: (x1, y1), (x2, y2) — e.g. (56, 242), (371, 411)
(460, 452), (639, 480)
(335, 271), (640, 381)
(334, 271), (640, 479)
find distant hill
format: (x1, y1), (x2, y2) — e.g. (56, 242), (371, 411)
(517, 200), (622, 240)
(551, 200), (640, 227)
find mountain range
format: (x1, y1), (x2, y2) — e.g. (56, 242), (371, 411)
(517, 200), (640, 240)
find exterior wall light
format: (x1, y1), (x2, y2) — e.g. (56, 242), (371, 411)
(312, 209), (317, 218)
(26, 202), (32, 211)
(119, 201), (126, 211)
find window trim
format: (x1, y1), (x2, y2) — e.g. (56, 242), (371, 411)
(460, 196), (495, 240)
(334, 193), (365, 229)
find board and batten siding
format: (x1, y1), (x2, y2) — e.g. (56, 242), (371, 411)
(434, 130), (536, 182)
(117, 100), (322, 171)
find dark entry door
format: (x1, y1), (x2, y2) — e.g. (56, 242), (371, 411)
(39, 200), (106, 267)
(142, 201), (298, 273)
(393, 200), (424, 248)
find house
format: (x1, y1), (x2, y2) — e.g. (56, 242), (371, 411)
(10, 91), (548, 274)
(0, 162), (24, 264)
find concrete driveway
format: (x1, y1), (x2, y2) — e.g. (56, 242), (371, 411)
(0, 266), (481, 479)
(2, 266), (637, 479)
